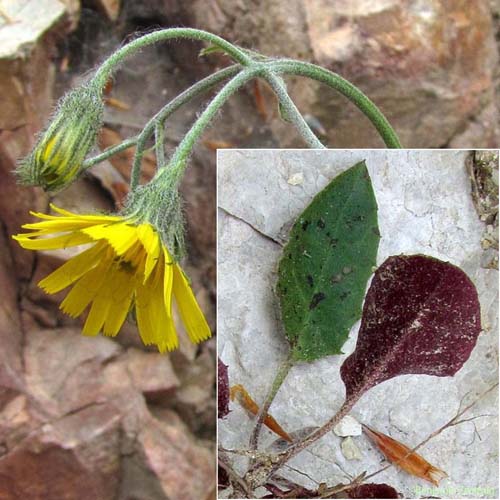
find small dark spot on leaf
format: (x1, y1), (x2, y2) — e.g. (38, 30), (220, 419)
(309, 292), (326, 310)
(317, 218), (326, 229)
(306, 275), (314, 287)
(330, 274), (342, 284)
(302, 220), (310, 231)
(330, 238), (338, 247)
(288, 253), (292, 259)
(340, 291), (351, 300)
(372, 227), (381, 237)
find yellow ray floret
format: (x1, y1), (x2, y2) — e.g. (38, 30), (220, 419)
(13, 205), (212, 352)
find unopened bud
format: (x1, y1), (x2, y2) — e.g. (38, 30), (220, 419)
(16, 83), (104, 191)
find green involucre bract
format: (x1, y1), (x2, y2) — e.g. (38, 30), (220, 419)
(16, 83), (104, 192)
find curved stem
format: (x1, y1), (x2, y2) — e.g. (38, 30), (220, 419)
(154, 122), (166, 169)
(130, 65), (241, 189)
(167, 66), (266, 179)
(281, 397), (356, 462)
(262, 72), (325, 149)
(93, 28), (251, 87)
(267, 60), (402, 148)
(246, 395), (360, 490)
(82, 137), (137, 170)
(249, 351), (294, 452)
(265, 396), (358, 486)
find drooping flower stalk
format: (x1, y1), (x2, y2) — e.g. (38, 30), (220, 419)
(18, 27), (402, 196)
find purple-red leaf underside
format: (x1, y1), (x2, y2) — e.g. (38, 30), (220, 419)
(218, 358), (230, 419)
(218, 466), (229, 489)
(347, 483), (400, 498)
(341, 255), (481, 402)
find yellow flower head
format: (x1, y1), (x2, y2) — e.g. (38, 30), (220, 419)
(16, 84), (104, 192)
(13, 205), (211, 352)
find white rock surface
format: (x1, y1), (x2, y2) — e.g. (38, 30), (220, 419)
(333, 416), (362, 437)
(341, 436), (363, 461)
(217, 150), (498, 498)
(0, 0), (65, 58)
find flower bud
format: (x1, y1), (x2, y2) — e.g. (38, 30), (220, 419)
(16, 83), (104, 191)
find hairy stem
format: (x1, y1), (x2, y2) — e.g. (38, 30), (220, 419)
(154, 122), (166, 168)
(248, 396), (359, 489)
(167, 66), (266, 179)
(93, 28), (251, 87)
(82, 137), (137, 170)
(130, 65), (241, 189)
(262, 72), (325, 149)
(268, 60), (402, 148)
(249, 352), (294, 452)
(280, 397), (356, 464)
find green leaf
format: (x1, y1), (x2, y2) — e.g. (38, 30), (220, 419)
(276, 161), (380, 362)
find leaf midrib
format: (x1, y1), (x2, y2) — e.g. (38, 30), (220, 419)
(349, 263), (448, 398)
(290, 166), (373, 335)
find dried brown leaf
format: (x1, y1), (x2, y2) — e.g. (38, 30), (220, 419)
(362, 424), (447, 486)
(230, 384), (292, 443)
(203, 139), (235, 150)
(104, 96), (131, 111)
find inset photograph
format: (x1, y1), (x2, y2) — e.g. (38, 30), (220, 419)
(217, 149), (498, 499)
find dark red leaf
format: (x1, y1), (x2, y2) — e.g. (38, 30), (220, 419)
(347, 483), (400, 498)
(218, 358), (230, 419)
(341, 255), (481, 402)
(218, 465), (229, 489)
